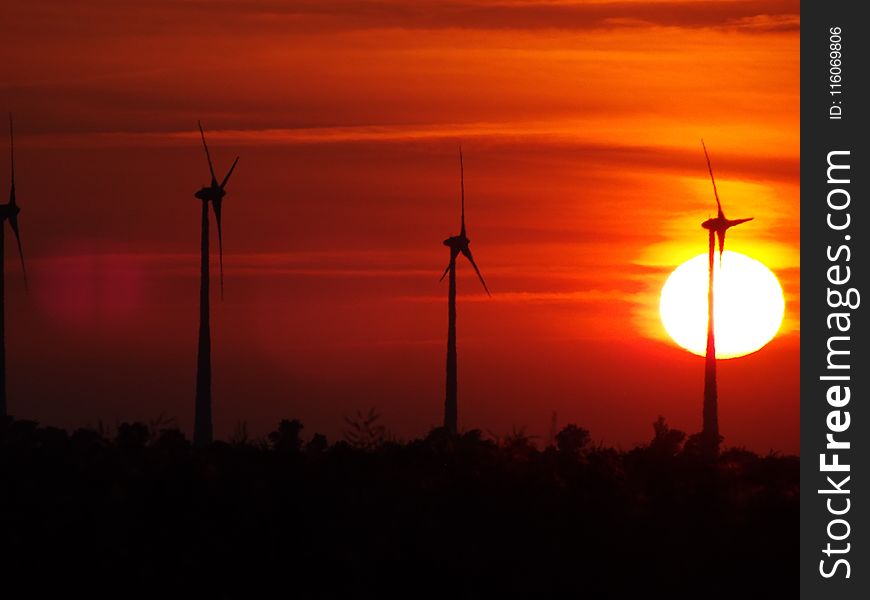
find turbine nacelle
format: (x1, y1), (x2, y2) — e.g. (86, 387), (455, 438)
(195, 121), (239, 299)
(194, 185), (226, 202)
(439, 149), (490, 296)
(194, 121), (239, 200)
(700, 140), (753, 261)
(701, 216), (753, 232)
(0, 203), (21, 218)
(443, 234), (469, 249)
(3, 114), (27, 291)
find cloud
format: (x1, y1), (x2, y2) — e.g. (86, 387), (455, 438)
(168, 0), (801, 33)
(400, 289), (644, 304)
(5, 0), (800, 36)
(17, 122), (798, 181)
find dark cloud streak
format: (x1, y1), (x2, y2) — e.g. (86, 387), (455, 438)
(4, 0), (800, 36)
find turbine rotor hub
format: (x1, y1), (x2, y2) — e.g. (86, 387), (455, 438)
(443, 234), (469, 248)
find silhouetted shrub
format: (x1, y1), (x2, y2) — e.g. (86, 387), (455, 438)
(154, 428), (189, 454)
(343, 408), (387, 450)
(269, 418), (304, 453)
(649, 416), (686, 457)
(682, 430), (723, 459)
(0, 416), (798, 599)
(70, 427), (107, 452)
(305, 433), (328, 455)
(229, 420), (250, 446)
(556, 424), (591, 457)
(115, 422), (149, 449)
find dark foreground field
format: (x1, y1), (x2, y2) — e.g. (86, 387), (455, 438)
(0, 416), (797, 599)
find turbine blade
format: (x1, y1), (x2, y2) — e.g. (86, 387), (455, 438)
(439, 261), (451, 282)
(212, 198), (224, 299)
(9, 215), (28, 293)
(220, 156), (239, 189)
(8, 113), (15, 206)
(729, 217), (753, 227)
(701, 139), (724, 219)
(716, 229), (725, 264)
(439, 249), (459, 281)
(459, 147), (466, 237)
(198, 120), (218, 187)
(460, 247), (490, 296)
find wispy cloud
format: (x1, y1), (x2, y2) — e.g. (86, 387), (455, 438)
(400, 289), (644, 304)
(8, 1), (799, 34)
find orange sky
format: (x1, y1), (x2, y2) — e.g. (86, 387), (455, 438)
(0, 0), (799, 451)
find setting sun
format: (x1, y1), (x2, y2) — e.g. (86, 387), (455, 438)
(660, 251), (785, 359)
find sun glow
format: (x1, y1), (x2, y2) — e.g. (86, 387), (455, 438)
(659, 251), (785, 359)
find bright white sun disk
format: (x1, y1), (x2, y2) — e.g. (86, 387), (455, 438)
(659, 251), (785, 359)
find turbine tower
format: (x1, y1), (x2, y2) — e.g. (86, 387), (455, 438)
(699, 140), (752, 452)
(439, 148), (490, 434)
(192, 122), (239, 447)
(0, 115), (28, 418)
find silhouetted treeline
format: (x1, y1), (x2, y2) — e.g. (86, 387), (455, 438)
(0, 415), (797, 599)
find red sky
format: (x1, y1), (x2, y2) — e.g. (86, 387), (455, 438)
(0, 0), (799, 451)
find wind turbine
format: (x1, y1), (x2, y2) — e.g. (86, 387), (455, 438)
(192, 121), (239, 447)
(0, 114), (28, 418)
(439, 148), (490, 435)
(699, 140), (752, 451)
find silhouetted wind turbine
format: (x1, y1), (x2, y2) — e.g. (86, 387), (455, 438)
(192, 121), (239, 446)
(699, 140), (752, 451)
(0, 114), (28, 418)
(439, 148), (490, 434)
